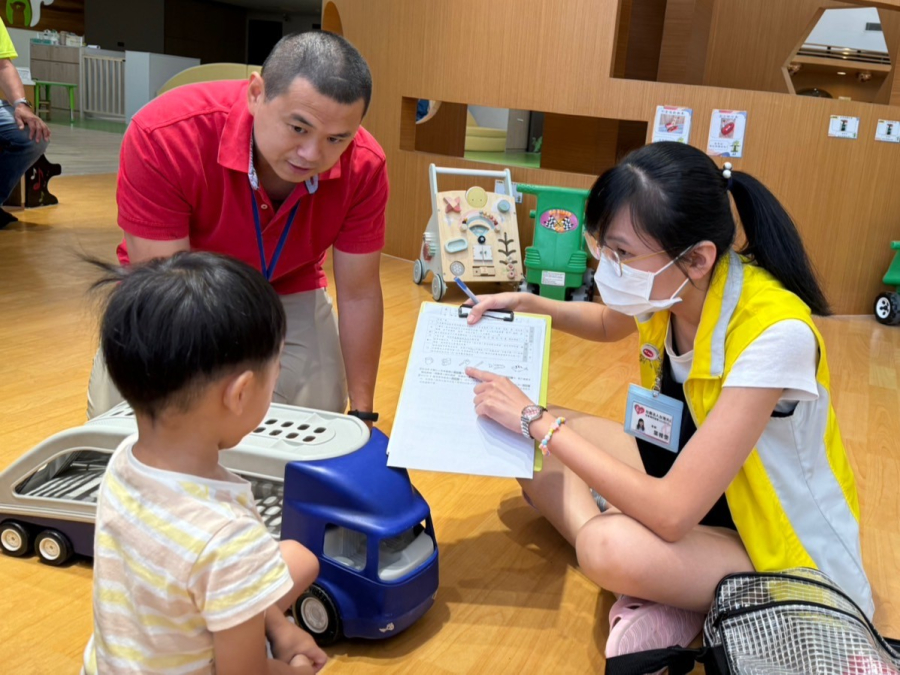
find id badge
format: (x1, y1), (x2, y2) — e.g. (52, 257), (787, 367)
(624, 384), (683, 453)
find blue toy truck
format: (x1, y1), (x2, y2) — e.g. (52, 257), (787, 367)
(0, 403), (439, 645)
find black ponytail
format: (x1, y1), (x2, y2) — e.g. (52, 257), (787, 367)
(729, 172), (830, 316)
(584, 142), (831, 316)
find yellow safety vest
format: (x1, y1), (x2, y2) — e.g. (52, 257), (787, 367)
(635, 251), (873, 616)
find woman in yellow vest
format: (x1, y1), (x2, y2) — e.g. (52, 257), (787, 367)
(465, 141), (872, 657)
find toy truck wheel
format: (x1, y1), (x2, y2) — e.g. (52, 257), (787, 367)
(35, 530), (73, 566)
(874, 292), (900, 325)
(0, 522), (31, 557)
(413, 259), (426, 285)
(293, 584), (342, 646)
(431, 274), (447, 302)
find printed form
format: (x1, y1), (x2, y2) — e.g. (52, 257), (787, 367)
(387, 303), (549, 478)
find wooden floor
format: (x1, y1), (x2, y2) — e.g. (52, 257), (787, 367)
(1, 175), (899, 674)
(44, 122), (124, 176)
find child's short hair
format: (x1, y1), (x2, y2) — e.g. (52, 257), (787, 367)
(90, 252), (286, 419)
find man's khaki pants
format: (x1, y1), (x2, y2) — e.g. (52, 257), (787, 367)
(86, 289), (348, 419)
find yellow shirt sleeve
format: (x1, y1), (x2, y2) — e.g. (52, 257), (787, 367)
(0, 23), (19, 60)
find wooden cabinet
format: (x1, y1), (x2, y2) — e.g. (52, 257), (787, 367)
(30, 44), (82, 117)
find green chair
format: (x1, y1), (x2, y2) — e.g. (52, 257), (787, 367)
(33, 80), (78, 122)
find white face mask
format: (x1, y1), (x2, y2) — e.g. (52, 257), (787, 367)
(594, 249), (691, 320)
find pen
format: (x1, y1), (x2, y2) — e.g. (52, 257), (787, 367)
(454, 277), (479, 305)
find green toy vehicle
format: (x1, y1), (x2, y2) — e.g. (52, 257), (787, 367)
(517, 184), (594, 301)
(874, 241), (900, 325)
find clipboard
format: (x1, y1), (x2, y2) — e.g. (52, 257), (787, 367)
(457, 302), (552, 472)
(387, 302), (552, 478)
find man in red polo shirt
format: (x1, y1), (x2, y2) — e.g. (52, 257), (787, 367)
(87, 31), (386, 423)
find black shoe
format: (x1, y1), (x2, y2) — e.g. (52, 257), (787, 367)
(0, 209), (18, 229)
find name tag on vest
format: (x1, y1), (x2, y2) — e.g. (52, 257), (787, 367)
(625, 384), (684, 453)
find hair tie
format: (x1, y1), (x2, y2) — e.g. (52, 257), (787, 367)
(722, 162), (734, 191)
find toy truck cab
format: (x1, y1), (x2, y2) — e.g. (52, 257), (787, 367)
(0, 403), (439, 645)
(282, 428), (438, 644)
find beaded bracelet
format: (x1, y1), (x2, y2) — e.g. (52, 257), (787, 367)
(539, 417), (567, 456)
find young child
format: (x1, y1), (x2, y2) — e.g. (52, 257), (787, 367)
(81, 251), (328, 675)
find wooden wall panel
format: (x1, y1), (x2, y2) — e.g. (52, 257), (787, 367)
(704, 0), (853, 94)
(657, 0), (714, 85)
(337, 0), (900, 313)
(412, 101), (467, 157)
(616, 119), (650, 159)
(541, 114), (621, 175)
(619, 0), (669, 81)
(322, 1), (343, 34)
(2, 0), (84, 34)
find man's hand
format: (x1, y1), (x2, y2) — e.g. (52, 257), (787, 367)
(14, 104), (49, 143)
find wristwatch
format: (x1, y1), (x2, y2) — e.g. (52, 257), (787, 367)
(520, 404), (547, 439)
(12, 98), (32, 109)
(347, 409), (379, 422)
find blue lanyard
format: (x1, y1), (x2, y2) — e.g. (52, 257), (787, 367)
(250, 188), (301, 282)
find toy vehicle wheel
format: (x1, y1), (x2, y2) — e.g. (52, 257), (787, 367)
(518, 279), (538, 295)
(874, 292), (900, 325)
(431, 274), (447, 302)
(35, 529), (73, 566)
(570, 287), (591, 302)
(0, 521), (31, 557)
(413, 259), (426, 285)
(293, 584), (342, 646)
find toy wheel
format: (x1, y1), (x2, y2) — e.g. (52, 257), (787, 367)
(570, 287), (590, 302)
(35, 530), (73, 566)
(413, 259), (426, 285)
(431, 274), (447, 302)
(293, 584), (342, 646)
(0, 521), (31, 557)
(518, 279), (538, 295)
(874, 292), (900, 325)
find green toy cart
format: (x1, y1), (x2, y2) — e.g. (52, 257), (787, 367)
(874, 241), (900, 325)
(517, 184), (594, 301)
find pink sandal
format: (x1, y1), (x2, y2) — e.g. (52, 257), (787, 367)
(605, 595), (706, 660)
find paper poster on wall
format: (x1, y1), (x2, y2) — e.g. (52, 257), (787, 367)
(652, 105), (692, 144)
(707, 110), (748, 158)
(828, 116), (860, 140)
(875, 119), (900, 144)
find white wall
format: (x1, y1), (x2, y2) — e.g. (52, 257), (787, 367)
(149, 53), (198, 97)
(7, 27), (37, 68)
(468, 105), (509, 130)
(124, 51), (199, 123)
(806, 8), (887, 52)
(124, 50), (150, 123)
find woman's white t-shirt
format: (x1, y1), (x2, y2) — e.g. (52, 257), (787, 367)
(665, 319), (819, 413)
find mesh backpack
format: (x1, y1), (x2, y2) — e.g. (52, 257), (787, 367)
(605, 568), (900, 675)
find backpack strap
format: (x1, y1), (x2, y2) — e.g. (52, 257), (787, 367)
(605, 645), (730, 675)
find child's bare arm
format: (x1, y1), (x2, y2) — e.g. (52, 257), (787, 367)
(267, 607), (328, 672)
(214, 612), (315, 675)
